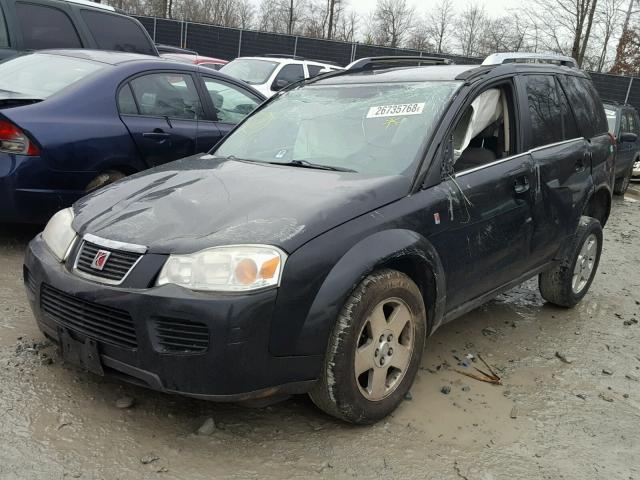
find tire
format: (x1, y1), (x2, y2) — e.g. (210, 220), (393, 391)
(309, 269), (427, 424)
(85, 170), (126, 193)
(613, 165), (632, 195)
(539, 216), (603, 307)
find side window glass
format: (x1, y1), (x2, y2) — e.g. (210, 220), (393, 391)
(621, 112), (629, 133)
(524, 75), (563, 148)
(118, 83), (138, 115)
(307, 65), (324, 77)
(129, 73), (203, 120)
(555, 78), (580, 140)
(80, 10), (155, 56)
(559, 75), (608, 137)
(272, 64), (304, 90)
(15, 2), (82, 49)
(453, 85), (515, 172)
(203, 78), (261, 124)
(0, 5), (9, 48)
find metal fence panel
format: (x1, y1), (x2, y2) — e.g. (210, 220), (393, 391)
(296, 37), (352, 65)
(154, 18), (181, 47)
(186, 23), (240, 59)
(238, 30), (296, 58)
(590, 72), (632, 104)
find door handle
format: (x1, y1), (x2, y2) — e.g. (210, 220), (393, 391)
(142, 130), (171, 141)
(576, 151), (591, 171)
(513, 176), (530, 194)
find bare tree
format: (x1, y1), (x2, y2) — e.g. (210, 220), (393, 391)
(426, 0), (454, 53)
(455, 3), (487, 57)
(236, 0), (254, 29)
(334, 9), (358, 42)
(372, 0), (415, 47)
(592, 0), (625, 71)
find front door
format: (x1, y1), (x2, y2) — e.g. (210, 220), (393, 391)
(119, 72), (203, 166)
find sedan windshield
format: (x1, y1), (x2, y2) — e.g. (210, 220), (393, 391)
(220, 59), (279, 85)
(0, 54), (105, 99)
(215, 81), (462, 176)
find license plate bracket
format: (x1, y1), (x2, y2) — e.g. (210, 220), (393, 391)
(58, 327), (104, 376)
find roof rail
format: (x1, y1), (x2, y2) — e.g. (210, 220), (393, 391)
(61, 0), (115, 11)
(482, 52), (578, 68)
(346, 56), (452, 71)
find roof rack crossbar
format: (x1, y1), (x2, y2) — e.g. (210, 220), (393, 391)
(482, 52), (578, 68)
(347, 56), (452, 71)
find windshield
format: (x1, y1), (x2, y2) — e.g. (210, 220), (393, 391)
(215, 81), (462, 176)
(604, 108), (617, 134)
(0, 54), (105, 99)
(220, 58), (279, 85)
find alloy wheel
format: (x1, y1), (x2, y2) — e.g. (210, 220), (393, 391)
(572, 233), (598, 294)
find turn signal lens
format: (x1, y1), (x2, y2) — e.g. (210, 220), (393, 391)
(0, 120), (39, 155)
(259, 256), (280, 279)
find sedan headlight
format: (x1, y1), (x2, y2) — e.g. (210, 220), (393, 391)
(42, 207), (77, 262)
(156, 245), (287, 292)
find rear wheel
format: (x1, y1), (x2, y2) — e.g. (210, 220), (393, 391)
(85, 170), (126, 193)
(539, 216), (602, 307)
(614, 165), (632, 195)
(309, 269), (426, 424)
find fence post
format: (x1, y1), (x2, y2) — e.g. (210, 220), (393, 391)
(350, 42), (356, 62)
(152, 17), (157, 42)
(183, 21), (188, 48)
(238, 29), (243, 58)
(625, 77), (634, 104)
(293, 36), (298, 57)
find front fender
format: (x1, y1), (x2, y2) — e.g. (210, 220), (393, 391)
(269, 228), (446, 357)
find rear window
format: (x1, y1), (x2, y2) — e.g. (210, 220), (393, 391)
(559, 75), (608, 138)
(0, 53), (104, 98)
(16, 2), (82, 50)
(81, 10), (155, 55)
(523, 75), (563, 148)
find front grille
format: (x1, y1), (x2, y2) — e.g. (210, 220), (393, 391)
(75, 241), (142, 283)
(40, 284), (138, 349)
(152, 317), (210, 354)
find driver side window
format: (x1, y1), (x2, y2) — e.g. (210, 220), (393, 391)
(453, 83), (516, 173)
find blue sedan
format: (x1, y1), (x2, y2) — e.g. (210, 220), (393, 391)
(0, 50), (265, 223)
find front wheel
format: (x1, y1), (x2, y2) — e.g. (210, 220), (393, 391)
(614, 165), (632, 195)
(539, 216), (603, 307)
(310, 269), (426, 424)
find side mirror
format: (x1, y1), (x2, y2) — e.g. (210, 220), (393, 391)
(619, 132), (638, 143)
(271, 79), (289, 91)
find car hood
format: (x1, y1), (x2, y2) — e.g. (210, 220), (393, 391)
(72, 155), (410, 254)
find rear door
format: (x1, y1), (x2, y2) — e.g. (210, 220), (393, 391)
(518, 74), (591, 261)
(118, 71), (203, 167)
(197, 75), (263, 149)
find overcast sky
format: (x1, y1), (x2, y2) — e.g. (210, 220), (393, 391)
(346, 0), (521, 17)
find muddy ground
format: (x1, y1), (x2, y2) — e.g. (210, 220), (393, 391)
(1, 188), (639, 480)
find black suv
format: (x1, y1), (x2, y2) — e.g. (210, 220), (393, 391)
(0, 0), (157, 60)
(24, 53), (614, 424)
(604, 102), (640, 194)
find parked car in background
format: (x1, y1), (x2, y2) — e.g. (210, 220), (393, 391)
(161, 52), (228, 70)
(604, 102), (640, 192)
(0, 0), (158, 60)
(0, 49), (264, 223)
(220, 55), (343, 97)
(24, 53), (613, 424)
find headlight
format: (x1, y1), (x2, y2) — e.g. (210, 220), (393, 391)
(42, 207), (77, 262)
(156, 245), (287, 292)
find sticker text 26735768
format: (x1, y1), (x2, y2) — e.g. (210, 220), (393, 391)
(366, 103), (425, 119)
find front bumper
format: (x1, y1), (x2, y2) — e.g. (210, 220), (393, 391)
(24, 235), (320, 400)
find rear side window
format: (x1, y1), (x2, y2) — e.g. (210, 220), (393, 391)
(273, 64), (305, 86)
(559, 75), (608, 137)
(80, 10), (155, 55)
(523, 75), (563, 148)
(129, 73), (203, 120)
(0, 4), (9, 47)
(15, 2), (82, 50)
(307, 64), (324, 77)
(118, 83), (138, 115)
(556, 78), (580, 140)
(624, 110), (639, 135)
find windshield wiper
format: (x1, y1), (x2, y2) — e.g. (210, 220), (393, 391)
(269, 159), (357, 172)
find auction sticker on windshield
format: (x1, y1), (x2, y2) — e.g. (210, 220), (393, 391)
(366, 103), (425, 118)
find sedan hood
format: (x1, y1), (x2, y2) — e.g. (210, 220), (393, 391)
(72, 155), (410, 254)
